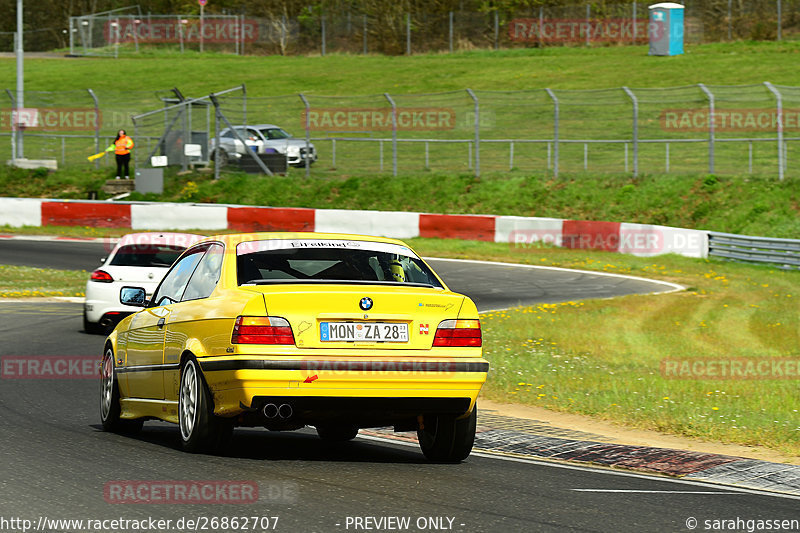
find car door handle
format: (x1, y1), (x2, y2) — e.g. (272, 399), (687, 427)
(157, 318), (166, 329)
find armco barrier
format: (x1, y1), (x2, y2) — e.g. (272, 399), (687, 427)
(708, 231), (800, 270)
(0, 197), (712, 259)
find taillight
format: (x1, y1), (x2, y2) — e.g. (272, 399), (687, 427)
(432, 319), (482, 347)
(90, 270), (114, 283)
(231, 316), (295, 345)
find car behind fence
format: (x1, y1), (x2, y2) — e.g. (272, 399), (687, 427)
(3, 82), (799, 179)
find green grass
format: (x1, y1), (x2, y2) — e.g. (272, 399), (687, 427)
(0, 265), (86, 298)
(6, 41), (800, 95)
(411, 239), (800, 458)
(3, 168), (799, 238)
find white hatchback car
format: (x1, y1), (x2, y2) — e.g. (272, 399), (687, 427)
(84, 232), (203, 334)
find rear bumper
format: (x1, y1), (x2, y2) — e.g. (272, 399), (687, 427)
(198, 356), (488, 421)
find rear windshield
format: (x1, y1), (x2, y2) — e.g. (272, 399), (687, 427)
(236, 240), (443, 288)
(110, 244), (186, 268)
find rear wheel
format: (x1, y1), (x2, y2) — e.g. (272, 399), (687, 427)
(179, 357), (233, 453)
(100, 347), (143, 434)
(316, 424), (359, 442)
(417, 406), (477, 463)
(212, 148), (229, 168)
(84, 311), (103, 335)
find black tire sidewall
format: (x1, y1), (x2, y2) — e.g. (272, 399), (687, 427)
(100, 348), (120, 429)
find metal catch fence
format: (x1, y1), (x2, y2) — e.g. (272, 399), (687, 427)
(2, 83), (799, 179)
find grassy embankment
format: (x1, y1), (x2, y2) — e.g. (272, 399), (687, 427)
(3, 41), (800, 173)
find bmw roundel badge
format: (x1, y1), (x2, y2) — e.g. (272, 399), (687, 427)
(359, 297), (373, 311)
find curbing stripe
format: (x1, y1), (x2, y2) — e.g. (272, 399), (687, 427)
(419, 213), (495, 241)
(0, 197), (718, 259)
(227, 206), (315, 232)
(42, 201), (131, 228)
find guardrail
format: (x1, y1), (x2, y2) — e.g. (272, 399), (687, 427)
(708, 232), (800, 270)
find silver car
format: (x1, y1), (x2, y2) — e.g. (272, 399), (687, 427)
(210, 124), (317, 167)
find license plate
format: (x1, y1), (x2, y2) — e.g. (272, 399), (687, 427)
(320, 322), (409, 342)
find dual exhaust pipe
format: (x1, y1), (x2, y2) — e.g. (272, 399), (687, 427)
(263, 403), (293, 420)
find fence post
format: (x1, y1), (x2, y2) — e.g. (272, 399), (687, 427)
(585, 4), (590, 47)
(633, 2), (637, 43)
(449, 12), (454, 53)
(764, 82), (784, 181)
(5, 89), (16, 162)
(299, 93), (311, 177)
(131, 15), (139, 53)
(242, 83), (247, 127)
(214, 98), (221, 180)
(233, 15), (239, 55)
(539, 7), (543, 48)
(466, 88), (480, 177)
(178, 16), (183, 54)
(406, 13), (411, 55)
(241, 15), (245, 55)
(545, 88), (559, 177)
(181, 100), (189, 172)
(494, 11), (499, 50)
(778, 0), (782, 40)
(622, 87), (639, 177)
(87, 89), (100, 169)
(727, 0), (732, 40)
(363, 15), (367, 54)
(384, 93), (397, 176)
(698, 83), (715, 174)
(321, 14), (326, 56)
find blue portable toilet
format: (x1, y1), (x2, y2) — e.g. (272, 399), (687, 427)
(649, 2), (684, 56)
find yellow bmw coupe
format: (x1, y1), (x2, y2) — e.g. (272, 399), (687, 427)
(101, 232), (488, 461)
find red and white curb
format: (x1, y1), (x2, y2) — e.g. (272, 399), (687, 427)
(0, 197), (708, 259)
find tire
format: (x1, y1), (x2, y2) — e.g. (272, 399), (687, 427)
(316, 424), (359, 442)
(84, 311), (104, 335)
(178, 357), (233, 453)
(417, 406), (477, 463)
(212, 148), (229, 168)
(100, 347), (143, 434)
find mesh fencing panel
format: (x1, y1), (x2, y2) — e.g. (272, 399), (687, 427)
(2, 83), (795, 178)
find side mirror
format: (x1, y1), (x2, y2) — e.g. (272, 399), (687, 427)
(120, 286), (147, 307)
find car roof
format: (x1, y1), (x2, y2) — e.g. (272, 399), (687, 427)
(195, 232), (410, 249)
(114, 232), (205, 249)
(228, 124), (281, 130)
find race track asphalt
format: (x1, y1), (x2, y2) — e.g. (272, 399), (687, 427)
(0, 239), (796, 532)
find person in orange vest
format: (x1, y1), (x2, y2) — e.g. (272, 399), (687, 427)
(105, 129), (134, 179)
